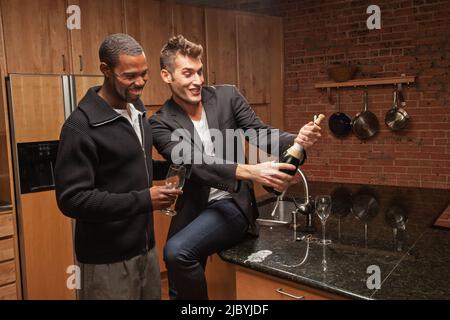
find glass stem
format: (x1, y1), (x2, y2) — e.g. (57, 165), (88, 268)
(322, 221), (326, 243)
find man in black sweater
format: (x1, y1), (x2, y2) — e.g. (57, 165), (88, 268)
(55, 34), (181, 300)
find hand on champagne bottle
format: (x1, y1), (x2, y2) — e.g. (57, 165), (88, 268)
(236, 162), (296, 192)
(295, 114), (325, 150)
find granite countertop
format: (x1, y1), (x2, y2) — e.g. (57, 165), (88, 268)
(219, 181), (450, 300)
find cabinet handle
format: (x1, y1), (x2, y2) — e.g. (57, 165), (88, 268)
(79, 55), (83, 72)
(276, 288), (305, 299)
(212, 71), (216, 85)
(62, 54), (67, 71)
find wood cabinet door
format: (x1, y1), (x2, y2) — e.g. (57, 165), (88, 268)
(236, 267), (345, 300)
(173, 4), (207, 79)
(19, 191), (75, 300)
(237, 14), (271, 104)
(173, 4), (206, 49)
(205, 254), (236, 300)
(69, 0), (124, 75)
(0, 0), (69, 74)
(205, 8), (237, 86)
(124, 0), (172, 106)
(9, 75), (65, 143)
(72, 75), (103, 106)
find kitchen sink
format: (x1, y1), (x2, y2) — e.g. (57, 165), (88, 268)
(256, 197), (298, 226)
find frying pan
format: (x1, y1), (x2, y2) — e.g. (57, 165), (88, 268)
(385, 84), (410, 131)
(352, 91), (380, 140)
(352, 187), (380, 247)
(332, 186), (352, 241)
(352, 187), (379, 224)
(328, 90), (352, 137)
(331, 187), (352, 219)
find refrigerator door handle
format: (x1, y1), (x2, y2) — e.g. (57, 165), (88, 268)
(62, 75), (72, 120)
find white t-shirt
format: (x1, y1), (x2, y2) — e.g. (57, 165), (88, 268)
(114, 103), (143, 146)
(191, 108), (232, 203)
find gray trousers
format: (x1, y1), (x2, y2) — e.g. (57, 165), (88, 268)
(78, 247), (161, 300)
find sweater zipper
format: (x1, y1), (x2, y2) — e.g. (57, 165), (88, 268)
(91, 115), (121, 127)
(139, 115), (151, 252)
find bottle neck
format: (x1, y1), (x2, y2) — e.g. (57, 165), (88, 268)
(286, 143), (302, 159)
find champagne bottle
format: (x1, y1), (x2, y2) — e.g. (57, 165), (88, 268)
(264, 114), (325, 195)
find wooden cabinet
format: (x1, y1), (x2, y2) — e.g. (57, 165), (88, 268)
(236, 13), (284, 130)
(0, 213), (13, 238)
(205, 8), (238, 86)
(69, 0), (124, 75)
(19, 191), (75, 300)
(8, 75), (65, 143)
(0, 282), (16, 299)
(237, 14), (271, 104)
(0, 66), (21, 299)
(236, 267), (344, 300)
(0, 0), (70, 74)
(1, 0), (123, 75)
(205, 254), (236, 300)
(173, 4), (206, 50)
(205, 261), (345, 300)
(124, 0), (172, 106)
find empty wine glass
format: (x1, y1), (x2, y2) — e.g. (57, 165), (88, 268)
(161, 164), (186, 216)
(315, 195), (332, 245)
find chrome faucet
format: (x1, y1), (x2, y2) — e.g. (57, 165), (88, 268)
(292, 168), (316, 234)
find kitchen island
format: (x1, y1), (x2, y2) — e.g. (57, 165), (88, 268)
(211, 181), (450, 300)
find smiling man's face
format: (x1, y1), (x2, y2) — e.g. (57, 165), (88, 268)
(110, 53), (149, 103)
(165, 53), (204, 106)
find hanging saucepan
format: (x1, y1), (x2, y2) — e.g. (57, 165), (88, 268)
(352, 91), (380, 140)
(328, 90), (352, 137)
(385, 84), (410, 131)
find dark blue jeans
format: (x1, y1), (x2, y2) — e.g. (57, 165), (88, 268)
(164, 199), (248, 300)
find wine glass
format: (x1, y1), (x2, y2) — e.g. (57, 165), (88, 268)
(315, 195), (332, 245)
(161, 164), (186, 216)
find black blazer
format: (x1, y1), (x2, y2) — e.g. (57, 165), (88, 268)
(150, 85), (297, 238)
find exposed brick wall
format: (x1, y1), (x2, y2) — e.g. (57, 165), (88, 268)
(277, 0), (450, 189)
(173, 0), (450, 189)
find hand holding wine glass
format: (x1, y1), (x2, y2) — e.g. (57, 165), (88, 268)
(315, 195), (332, 245)
(161, 164), (186, 216)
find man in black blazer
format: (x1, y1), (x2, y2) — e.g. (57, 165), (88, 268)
(150, 35), (322, 300)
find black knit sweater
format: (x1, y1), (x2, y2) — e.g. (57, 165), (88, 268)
(55, 86), (168, 264)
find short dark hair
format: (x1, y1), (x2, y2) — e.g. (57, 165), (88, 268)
(99, 33), (144, 68)
(160, 35), (203, 71)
